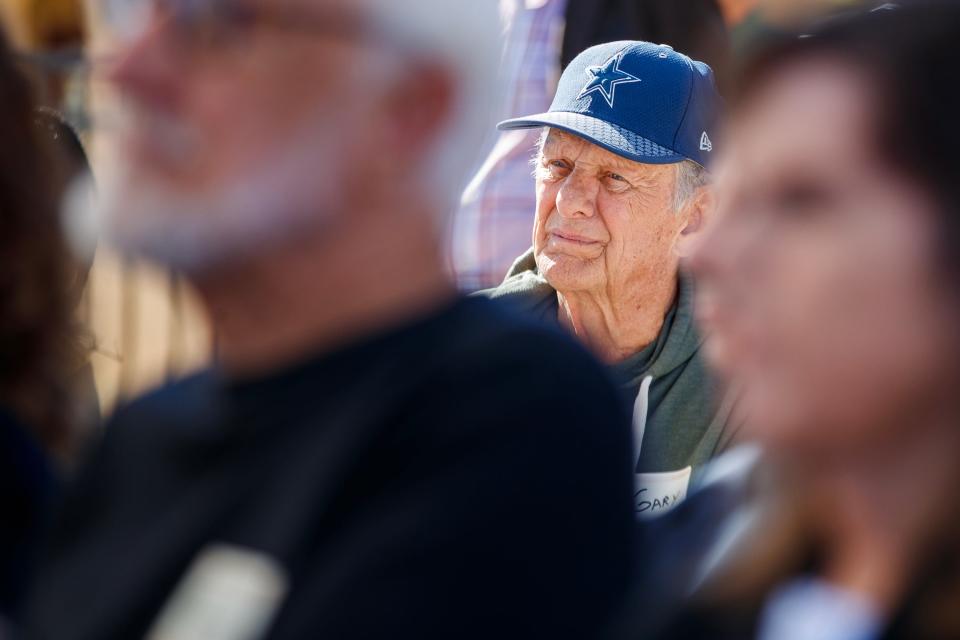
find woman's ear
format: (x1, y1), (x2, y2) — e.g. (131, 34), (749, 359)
(675, 185), (715, 259)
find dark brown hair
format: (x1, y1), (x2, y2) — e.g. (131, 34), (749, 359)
(720, 6), (960, 635)
(735, 1), (960, 285)
(0, 30), (73, 455)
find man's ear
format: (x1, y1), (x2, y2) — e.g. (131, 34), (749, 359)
(382, 62), (454, 161)
(675, 185), (715, 259)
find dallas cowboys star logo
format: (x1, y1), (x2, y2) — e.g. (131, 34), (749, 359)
(576, 52), (642, 108)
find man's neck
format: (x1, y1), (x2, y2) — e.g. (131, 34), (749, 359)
(556, 276), (677, 363)
(194, 204), (455, 379)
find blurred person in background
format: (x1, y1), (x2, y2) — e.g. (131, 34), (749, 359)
(485, 41), (737, 519)
(450, 0), (730, 292)
(0, 29), (74, 631)
(33, 109), (94, 302)
(33, 108), (100, 433)
(25, 1), (637, 638)
(623, 3), (960, 638)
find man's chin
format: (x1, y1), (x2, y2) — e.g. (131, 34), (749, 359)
(100, 178), (308, 275)
(104, 196), (248, 274)
(95, 113), (347, 274)
(536, 252), (600, 292)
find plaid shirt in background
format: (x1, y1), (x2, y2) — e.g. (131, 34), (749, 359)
(449, 0), (567, 292)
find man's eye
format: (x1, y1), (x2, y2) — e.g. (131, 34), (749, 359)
(539, 160), (570, 180)
(603, 172), (630, 191)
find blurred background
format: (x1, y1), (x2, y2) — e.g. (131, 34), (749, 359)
(0, 0), (864, 417)
(1, 0), (210, 417)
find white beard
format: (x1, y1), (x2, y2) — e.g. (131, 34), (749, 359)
(67, 108), (347, 275)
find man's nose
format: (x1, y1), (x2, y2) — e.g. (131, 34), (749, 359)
(555, 169), (598, 219)
(106, 11), (183, 109)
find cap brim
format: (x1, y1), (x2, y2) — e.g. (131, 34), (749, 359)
(498, 111), (684, 165)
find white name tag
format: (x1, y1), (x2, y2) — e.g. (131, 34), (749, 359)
(147, 544), (289, 640)
(634, 466), (692, 520)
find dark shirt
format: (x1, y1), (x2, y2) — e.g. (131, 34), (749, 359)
(26, 297), (636, 640)
(0, 409), (58, 624)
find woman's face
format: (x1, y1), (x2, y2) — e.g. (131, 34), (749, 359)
(691, 59), (959, 456)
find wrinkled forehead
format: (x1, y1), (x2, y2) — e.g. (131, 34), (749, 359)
(97, 0), (373, 46)
(541, 128), (676, 177)
(231, 0), (366, 21)
(278, 0), (354, 11)
(202, 0), (355, 10)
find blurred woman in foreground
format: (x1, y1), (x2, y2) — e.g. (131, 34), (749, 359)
(644, 3), (960, 639)
(0, 29), (75, 627)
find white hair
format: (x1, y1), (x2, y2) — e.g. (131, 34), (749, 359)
(674, 160), (710, 212)
(362, 0), (502, 222)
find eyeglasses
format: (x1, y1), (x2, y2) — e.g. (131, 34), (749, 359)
(96, 0), (377, 52)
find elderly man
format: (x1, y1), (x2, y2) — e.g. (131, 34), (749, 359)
(486, 41), (736, 517)
(24, 1), (636, 638)
(450, 0), (730, 291)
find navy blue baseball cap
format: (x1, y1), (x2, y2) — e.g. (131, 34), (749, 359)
(498, 40), (722, 167)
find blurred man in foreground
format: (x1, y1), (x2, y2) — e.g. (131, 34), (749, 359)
(486, 41), (736, 518)
(621, 3), (960, 638)
(25, 1), (637, 638)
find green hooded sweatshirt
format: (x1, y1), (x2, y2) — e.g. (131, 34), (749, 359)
(483, 249), (739, 517)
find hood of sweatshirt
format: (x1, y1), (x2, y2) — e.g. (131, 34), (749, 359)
(483, 247), (737, 480)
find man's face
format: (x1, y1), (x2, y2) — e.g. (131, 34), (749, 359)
(94, 0), (389, 270)
(532, 130), (688, 296)
(692, 59), (958, 455)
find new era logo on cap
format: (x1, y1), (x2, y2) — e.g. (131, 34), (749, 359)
(498, 40), (723, 167)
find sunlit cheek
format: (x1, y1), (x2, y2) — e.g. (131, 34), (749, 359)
(742, 281), (858, 441)
(606, 213), (657, 268)
(186, 91), (277, 176)
(533, 186), (557, 240)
